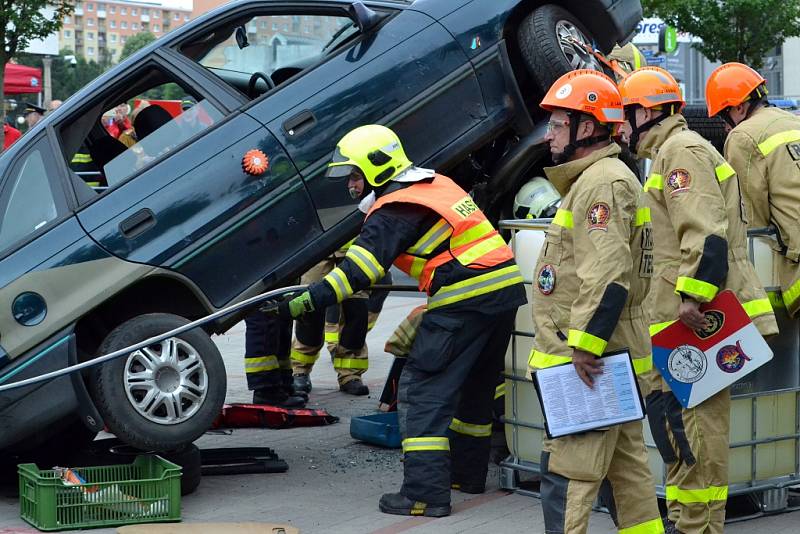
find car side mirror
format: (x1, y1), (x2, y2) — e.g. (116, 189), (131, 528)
(348, 1), (383, 33)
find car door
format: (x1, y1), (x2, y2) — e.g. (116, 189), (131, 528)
(237, 5), (487, 231)
(73, 57), (319, 307)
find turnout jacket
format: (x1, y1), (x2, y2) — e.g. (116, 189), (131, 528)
(530, 143), (654, 378)
(725, 106), (800, 316)
(638, 114), (778, 339)
(308, 174), (526, 314)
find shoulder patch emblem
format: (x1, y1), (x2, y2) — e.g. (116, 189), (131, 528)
(537, 264), (556, 295)
(666, 169), (691, 195)
(587, 202), (610, 231)
(694, 310), (724, 340)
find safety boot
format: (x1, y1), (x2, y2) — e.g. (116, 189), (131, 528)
(450, 480), (485, 494)
(662, 517), (684, 534)
(340, 378), (369, 396)
(378, 492), (450, 517)
(253, 389), (306, 409)
(292, 373), (312, 393)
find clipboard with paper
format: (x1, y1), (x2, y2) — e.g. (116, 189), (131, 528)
(532, 349), (646, 439)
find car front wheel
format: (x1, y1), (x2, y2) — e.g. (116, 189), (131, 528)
(91, 313), (226, 451)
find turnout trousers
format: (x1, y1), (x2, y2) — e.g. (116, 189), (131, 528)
(398, 307), (515, 505)
(244, 312), (293, 394)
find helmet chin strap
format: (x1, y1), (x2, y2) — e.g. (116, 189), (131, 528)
(720, 87), (767, 130)
(554, 111), (609, 164)
(625, 106), (670, 154)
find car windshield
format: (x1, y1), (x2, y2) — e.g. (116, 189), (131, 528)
(194, 14), (358, 76)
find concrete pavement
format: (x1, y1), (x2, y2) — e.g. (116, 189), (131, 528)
(0, 293), (797, 533)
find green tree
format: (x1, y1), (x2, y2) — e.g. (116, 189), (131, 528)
(119, 32), (157, 61)
(1, 1), (74, 146)
(642, 0), (800, 69)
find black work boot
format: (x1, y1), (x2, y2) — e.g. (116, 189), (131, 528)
(340, 378), (369, 396)
(292, 373), (312, 393)
(450, 480), (485, 494)
(252, 389), (306, 409)
(378, 492), (450, 517)
(663, 518), (684, 534)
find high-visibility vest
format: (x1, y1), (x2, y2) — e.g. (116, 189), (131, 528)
(367, 174), (514, 294)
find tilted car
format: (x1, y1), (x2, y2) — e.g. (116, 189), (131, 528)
(0, 0), (642, 452)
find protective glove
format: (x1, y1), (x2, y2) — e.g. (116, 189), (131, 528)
(279, 291), (315, 320)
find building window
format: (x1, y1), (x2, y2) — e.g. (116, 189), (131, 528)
(64, 16), (71, 24)
(98, 2), (105, 10)
(110, 6), (115, 14)
(110, 20), (115, 28)
(121, 21), (127, 29)
(272, 22), (278, 30)
(184, 15), (189, 21)
(174, 13), (179, 20)
(153, 24), (159, 32)
(64, 30), (72, 37)
(121, 7), (126, 15)
(121, 35), (127, 43)
(87, 18), (94, 26)
(88, 46), (95, 55)
(132, 22), (138, 30)
(260, 21), (267, 29)
(110, 34), (117, 42)
(142, 8), (149, 15)
(87, 32), (94, 40)
(131, 8), (137, 16)
(154, 10), (159, 17)
(87, 3), (93, 11)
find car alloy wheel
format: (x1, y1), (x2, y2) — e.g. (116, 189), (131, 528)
(555, 20), (602, 71)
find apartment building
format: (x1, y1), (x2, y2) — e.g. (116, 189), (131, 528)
(59, 1), (193, 63)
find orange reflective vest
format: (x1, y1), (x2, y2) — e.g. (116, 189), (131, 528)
(367, 174), (515, 294)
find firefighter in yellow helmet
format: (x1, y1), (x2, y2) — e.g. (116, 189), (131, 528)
(276, 124), (526, 517)
(706, 62), (800, 317)
(530, 69), (662, 534)
(619, 67), (778, 534)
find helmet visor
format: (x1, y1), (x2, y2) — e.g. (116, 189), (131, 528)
(325, 163), (361, 180)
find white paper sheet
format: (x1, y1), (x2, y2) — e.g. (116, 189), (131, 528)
(534, 351), (644, 438)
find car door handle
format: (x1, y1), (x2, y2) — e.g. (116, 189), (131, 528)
(119, 208), (156, 238)
(283, 110), (316, 137)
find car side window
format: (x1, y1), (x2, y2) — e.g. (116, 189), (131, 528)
(0, 139), (66, 254)
(180, 13), (358, 98)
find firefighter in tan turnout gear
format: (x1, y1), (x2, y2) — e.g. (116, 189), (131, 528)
(706, 62), (800, 317)
(529, 69), (663, 534)
(618, 67), (778, 534)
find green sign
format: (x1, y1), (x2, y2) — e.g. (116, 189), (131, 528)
(664, 26), (678, 54)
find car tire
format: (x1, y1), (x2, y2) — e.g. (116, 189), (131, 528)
(91, 313), (226, 452)
(517, 4), (603, 93)
(684, 103), (728, 154)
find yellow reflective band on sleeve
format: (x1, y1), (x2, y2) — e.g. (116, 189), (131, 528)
(454, 234), (508, 266)
(643, 174), (664, 192)
(715, 162), (735, 183)
(338, 237), (356, 253)
(632, 354), (653, 375)
(742, 298), (773, 318)
(244, 355), (280, 374)
(345, 245), (385, 284)
(783, 278), (800, 309)
(650, 320), (676, 336)
(333, 358), (369, 370)
(324, 267), (354, 303)
(450, 220), (495, 249)
(324, 331), (339, 343)
(449, 418), (492, 438)
(758, 130), (800, 156)
(428, 265), (523, 309)
(494, 383), (506, 400)
(71, 153), (92, 163)
(665, 485), (728, 504)
(402, 437), (450, 453)
(567, 329), (607, 356)
(290, 349), (319, 365)
(529, 350), (572, 369)
(635, 207), (651, 226)
(408, 218), (452, 255)
(367, 320), (377, 331)
(618, 517), (665, 534)
(675, 276), (719, 301)
(552, 209), (574, 229)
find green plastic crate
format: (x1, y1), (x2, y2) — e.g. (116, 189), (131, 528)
(18, 454), (181, 531)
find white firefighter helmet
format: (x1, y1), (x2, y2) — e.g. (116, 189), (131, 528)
(513, 177), (561, 219)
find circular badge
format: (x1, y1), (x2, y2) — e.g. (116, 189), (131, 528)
(716, 341), (751, 373)
(587, 91), (598, 103)
(667, 345), (707, 383)
(555, 83), (573, 100)
(694, 310), (724, 339)
(587, 202), (610, 231)
(537, 264), (556, 295)
(242, 149), (269, 175)
(666, 169), (691, 195)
